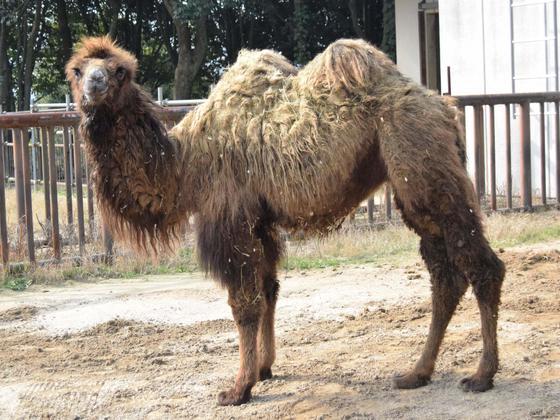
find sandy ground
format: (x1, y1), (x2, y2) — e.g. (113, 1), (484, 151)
(0, 241), (559, 419)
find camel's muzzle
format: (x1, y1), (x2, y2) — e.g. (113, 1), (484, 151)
(84, 68), (108, 104)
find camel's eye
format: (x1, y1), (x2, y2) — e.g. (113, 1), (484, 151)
(116, 67), (126, 81)
(73, 68), (81, 79)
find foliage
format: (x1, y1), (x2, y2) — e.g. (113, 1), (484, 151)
(0, 0), (396, 109)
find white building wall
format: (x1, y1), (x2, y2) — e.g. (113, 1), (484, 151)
(439, 0), (558, 200)
(395, 0), (421, 83)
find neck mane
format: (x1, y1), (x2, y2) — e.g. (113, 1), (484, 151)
(80, 85), (194, 251)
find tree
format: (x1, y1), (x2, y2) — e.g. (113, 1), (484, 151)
(381, 0), (395, 61)
(163, 0), (209, 99)
(0, 0), (14, 111)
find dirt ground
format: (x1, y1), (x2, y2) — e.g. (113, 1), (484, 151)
(0, 240), (559, 419)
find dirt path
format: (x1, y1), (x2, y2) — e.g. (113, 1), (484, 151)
(0, 241), (559, 419)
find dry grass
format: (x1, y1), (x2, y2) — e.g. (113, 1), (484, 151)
(2, 209), (559, 290)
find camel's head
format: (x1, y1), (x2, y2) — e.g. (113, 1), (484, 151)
(66, 36), (138, 111)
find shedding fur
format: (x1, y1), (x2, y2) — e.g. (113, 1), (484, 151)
(67, 37), (505, 406)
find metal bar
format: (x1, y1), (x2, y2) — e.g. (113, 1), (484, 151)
(505, 104), (513, 209)
(72, 124), (85, 255)
(489, 105), (497, 210)
(40, 127), (51, 222)
(385, 184), (392, 220)
(47, 127), (61, 260)
(0, 129), (9, 266)
(446, 66), (452, 95)
(85, 156), (95, 239)
(19, 128), (35, 264)
(62, 126), (73, 225)
(12, 128), (25, 225)
(367, 197), (374, 224)
(103, 224), (114, 264)
(473, 105), (486, 201)
(519, 101), (532, 209)
(540, 102), (547, 204)
(556, 101), (560, 203)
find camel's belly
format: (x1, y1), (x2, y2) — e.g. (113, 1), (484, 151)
(276, 141), (387, 232)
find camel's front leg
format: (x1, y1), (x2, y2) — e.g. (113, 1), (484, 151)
(218, 284), (264, 406)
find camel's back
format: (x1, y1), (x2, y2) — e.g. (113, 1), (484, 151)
(173, 40), (425, 229)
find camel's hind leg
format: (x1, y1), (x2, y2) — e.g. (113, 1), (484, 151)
(393, 210), (469, 388)
(440, 210), (505, 391)
(379, 98), (505, 391)
(391, 191), (504, 392)
(391, 196), (469, 388)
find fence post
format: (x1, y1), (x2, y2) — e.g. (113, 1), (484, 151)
(473, 105), (485, 202)
(367, 197), (374, 224)
(556, 101), (560, 204)
(40, 127), (51, 222)
(103, 225), (114, 264)
(0, 129), (9, 267)
(12, 128), (25, 227)
(62, 126), (73, 225)
(519, 101), (532, 210)
(18, 128), (35, 264)
(72, 124), (85, 255)
(505, 104), (513, 209)
(385, 184), (392, 220)
(539, 102), (547, 205)
(85, 158), (95, 239)
(47, 127), (61, 260)
(488, 105), (497, 210)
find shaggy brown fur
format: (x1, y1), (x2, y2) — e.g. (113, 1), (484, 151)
(67, 37), (505, 406)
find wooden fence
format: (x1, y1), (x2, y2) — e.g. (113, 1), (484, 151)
(457, 91), (560, 210)
(0, 91), (559, 269)
(0, 107), (191, 269)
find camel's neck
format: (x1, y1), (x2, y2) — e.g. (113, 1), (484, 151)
(80, 87), (196, 248)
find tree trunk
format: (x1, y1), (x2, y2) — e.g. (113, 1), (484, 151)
(0, 6), (14, 112)
(107, 0), (121, 39)
(22, 0), (43, 110)
(293, 0), (310, 64)
(56, 0), (72, 64)
(348, 0), (365, 38)
(163, 0), (208, 99)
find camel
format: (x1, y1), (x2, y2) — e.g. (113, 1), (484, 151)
(66, 36), (505, 406)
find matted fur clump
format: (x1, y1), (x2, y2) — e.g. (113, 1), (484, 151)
(172, 39), (466, 231)
(67, 37), (505, 407)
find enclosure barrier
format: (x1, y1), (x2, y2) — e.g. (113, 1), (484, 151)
(0, 92), (559, 269)
(0, 106), (194, 270)
(456, 91), (560, 211)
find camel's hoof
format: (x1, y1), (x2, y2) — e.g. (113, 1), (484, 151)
(259, 367), (273, 381)
(459, 375), (493, 392)
(217, 387), (252, 406)
(393, 372), (431, 389)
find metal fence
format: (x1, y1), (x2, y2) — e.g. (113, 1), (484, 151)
(0, 91), (559, 269)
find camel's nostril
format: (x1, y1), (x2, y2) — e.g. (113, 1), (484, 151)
(90, 68), (106, 82)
